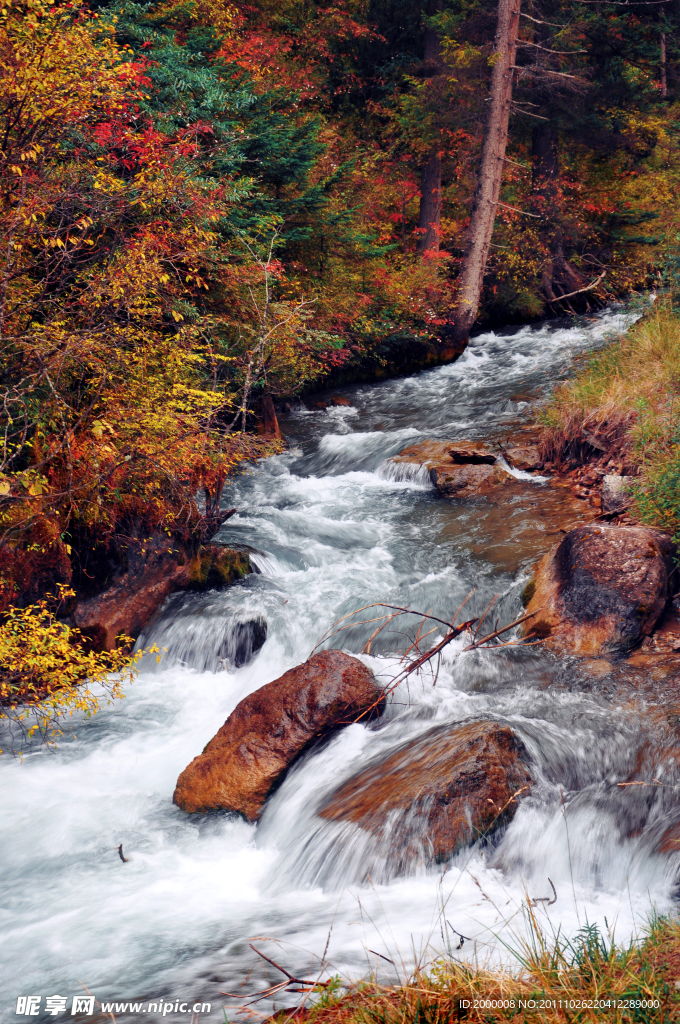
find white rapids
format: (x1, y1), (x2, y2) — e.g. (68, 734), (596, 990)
(2, 306), (678, 1020)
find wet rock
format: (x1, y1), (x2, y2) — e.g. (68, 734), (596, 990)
(521, 525), (676, 656)
(391, 439), (456, 469)
(187, 546), (251, 591)
(319, 722), (533, 862)
(73, 533), (194, 650)
(391, 440), (512, 498)
(602, 474), (633, 513)
(432, 462), (513, 497)
(330, 396), (351, 407)
(173, 650), (385, 819)
(218, 617), (268, 669)
(503, 445), (543, 472)
(448, 442), (496, 465)
(73, 539), (247, 651)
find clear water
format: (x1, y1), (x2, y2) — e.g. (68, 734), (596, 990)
(2, 307), (678, 1021)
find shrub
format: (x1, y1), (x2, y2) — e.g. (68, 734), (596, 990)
(0, 587), (150, 752)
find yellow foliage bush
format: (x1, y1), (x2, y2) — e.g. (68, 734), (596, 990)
(0, 587), (148, 753)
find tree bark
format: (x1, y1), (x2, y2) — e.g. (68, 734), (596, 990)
(448, 0), (521, 344)
(260, 393), (281, 439)
(417, 153), (442, 253)
(417, 3), (444, 255)
(661, 32), (668, 98)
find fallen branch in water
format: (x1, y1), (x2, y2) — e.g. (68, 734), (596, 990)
(315, 597), (541, 720)
(530, 878), (557, 907)
(220, 946), (332, 1005)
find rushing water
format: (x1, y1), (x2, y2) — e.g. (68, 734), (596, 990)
(2, 307), (679, 1022)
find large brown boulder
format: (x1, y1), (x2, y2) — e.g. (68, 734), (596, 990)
(521, 525), (676, 656)
(173, 650), (385, 820)
(319, 722), (533, 862)
(390, 440), (512, 498)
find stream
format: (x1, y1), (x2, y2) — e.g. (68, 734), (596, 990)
(2, 306), (679, 1021)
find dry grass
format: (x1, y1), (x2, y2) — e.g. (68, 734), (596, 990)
(541, 301), (680, 464)
(539, 301), (680, 537)
(271, 915), (680, 1024)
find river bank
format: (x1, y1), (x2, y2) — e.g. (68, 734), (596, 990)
(265, 915), (680, 1024)
(536, 299), (680, 533)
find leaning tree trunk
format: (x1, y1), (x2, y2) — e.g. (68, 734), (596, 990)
(449, 0), (521, 345)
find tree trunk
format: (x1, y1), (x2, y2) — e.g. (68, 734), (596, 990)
(417, 4), (444, 255)
(448, 0), (521, 344)
(661, 32), (668, 98)
(417, 153), (442, 253)
(259, 394), (281, 439)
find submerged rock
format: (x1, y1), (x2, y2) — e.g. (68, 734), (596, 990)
(391, 439), (512, 498)
(521, 524), (675, 656)
(319, 721), (533, 862)
(173, 650), (385, 819)
(220, 617), (267, 669)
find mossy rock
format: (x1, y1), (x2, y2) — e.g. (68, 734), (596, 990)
(188, 546), (251, 591)
(521, 579), (536, 608)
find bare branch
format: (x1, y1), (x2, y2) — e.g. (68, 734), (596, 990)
(516, 39), (586, 53)
(495, 200), (542, 217)
(519, 12), (566, 26)
(546, 271), (607, 303)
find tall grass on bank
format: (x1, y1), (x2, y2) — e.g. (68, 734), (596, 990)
(540, 302), (680, 541)
(276, 916), (680, 1024)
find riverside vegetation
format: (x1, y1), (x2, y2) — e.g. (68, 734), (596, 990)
(541, 298), (680, 542)
(261, 916), (680, 1024)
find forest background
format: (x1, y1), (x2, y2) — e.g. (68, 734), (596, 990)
(1, 0), (679, 731)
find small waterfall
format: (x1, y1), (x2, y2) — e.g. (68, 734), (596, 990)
(138, 591), (267, 671)
(375, 459), (434, 487)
